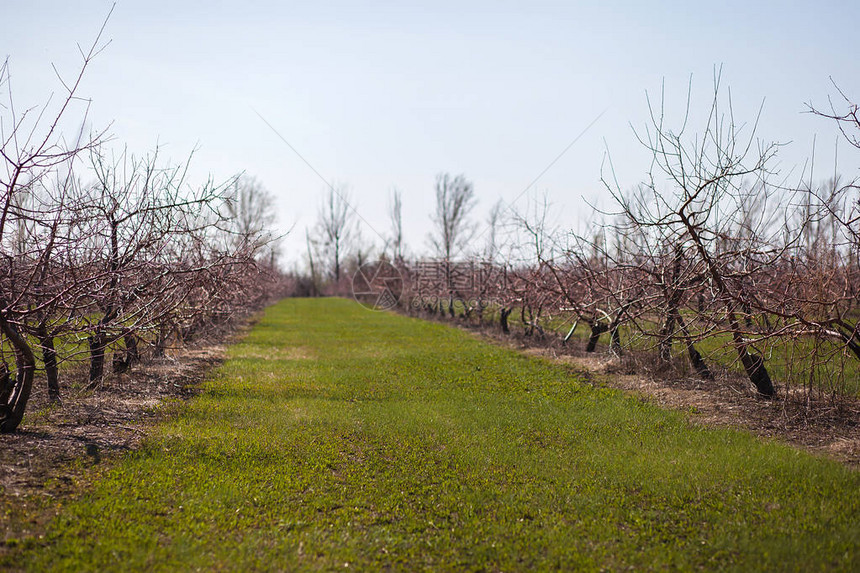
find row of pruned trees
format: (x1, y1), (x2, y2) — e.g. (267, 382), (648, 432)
(0, 29), (283, 432)
(391, 76), (860, 402)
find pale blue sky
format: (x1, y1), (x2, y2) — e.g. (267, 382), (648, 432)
(4, 1), (859, 265)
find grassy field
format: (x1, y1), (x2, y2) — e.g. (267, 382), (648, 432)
(10, 298), (859, 571)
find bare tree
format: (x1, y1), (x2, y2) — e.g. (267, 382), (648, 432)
(392, 79), (860, 406)
(0, 12), (111, 431)
(217, 174), (284, 272)
(18, 167), (92, 402)
(429, 173), (476, 316)
(80, 145), (236, 381)
(429, 173), (476, 262)
(315, 185), (355, 286)
(603, 72), (781, 396)
(0, 7), (288, 434)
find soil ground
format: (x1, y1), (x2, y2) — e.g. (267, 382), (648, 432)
(0, 336), (232, 555)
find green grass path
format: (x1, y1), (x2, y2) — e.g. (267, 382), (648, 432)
(18, 298), (860, 571)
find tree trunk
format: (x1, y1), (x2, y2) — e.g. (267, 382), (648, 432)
(675, 313), (712, 379)
(586, 322), (609, 352)
(659, 253), (682, 363)
(0, 316), (36, 433)
(658, 311), (677, 363)
(687, 343), (712, 379)
(35, 324), (61, 402)
(679, 215), (775, 396)
(113, 330), (139, 373)
(154, 322), (179, 358)
(738, 345), (774, 397)
(0, 363), (10, 406)
(125, 331), (140, 364)
(742, 301), (754, 328)
(500, 307), (512, 334)
(834, 322), (860, 362)
(524, 306), (534, 337)
(728, 310), (775, 397)
(89, 332), (107, 383)
(608, 305), (629, 356)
